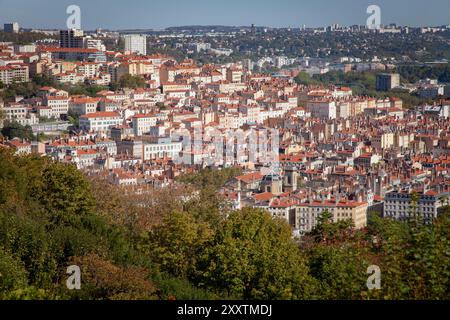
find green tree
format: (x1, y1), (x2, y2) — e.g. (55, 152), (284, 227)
(0, 247), (29, 295)
(366, 209), (450, 300)
(147, 211), (214, 278)
(306, 244), (373, 300)
(294, 72), (320, 85)
(197, 208), (315, 299)
(64, 254), (156, 300)
(1, 121), (35, 141)
(119, 74), (146, 89)
(309, 210), (354, 243)
(35, 162), (96, 225)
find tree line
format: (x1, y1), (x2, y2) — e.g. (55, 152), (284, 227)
(0, 149), (449, 300)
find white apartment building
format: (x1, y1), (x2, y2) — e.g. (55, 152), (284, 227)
(124, 35), (147, 55)
(79, 112), (122, 132)
(0, 64), (29, 85)
(132, 114), (159, 136)
(76, 62), (101, 78)
(307, 100), (337, 119)
(53, 72), (84, 85)
(45, 96), (69, 118)
(384, 189), (450, 224)
(84, 38), (106, 52)
(143, 138), (183, 160)
(69, 98), (100, 115)
(2, 103), (38, 126)
(36, 106), (52, 119)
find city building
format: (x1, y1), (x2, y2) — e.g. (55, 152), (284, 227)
(376, 73), (400, 91)
(132, 114), (159, 136)
(4, 22), (19, 33)
(59, 29), (84, 48)
(124, 35), (147, 55)
(79, 112), (122, 132)
(0, 64), (29, 84)
(307, 100), (337, 119)
(143, 137), (183, 160)
(384, 187), (450, 224)
(296, 200), (368, 234)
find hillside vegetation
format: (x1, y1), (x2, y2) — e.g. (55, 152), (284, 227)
(0, 149), (449, 300)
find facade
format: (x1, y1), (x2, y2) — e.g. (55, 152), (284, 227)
(143, 138), (182, 160)
(4, 22), (19, 33)
(383, 189), (450, 224)
(69, 98), (100, 115)
(376, 73), (400, 91)
(296, 200), (368, 234)
(0, 65), (29, 84)
(79, 112), (122, 132)
(116, 139), (143, 158)
(2, 103), (38, 126)
(84, 38), (106, 51)
(307, 100), (337, 119)
(59, 29), (84, 48)
(124, 35), (147, 55)
(132, 114), (158, 136)
(45, 96), (69, 119)
(254, 198), (368, 234)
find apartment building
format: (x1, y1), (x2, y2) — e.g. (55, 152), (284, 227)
(79, 112), (122, 132)
(4, 22), (19, 33)
(296, 200), (368, 234)
(143, 137), (183, 160)
(59, 29), (84, 48)
(376, 73), (400, 91)
(2, 103), (38, 126)
(383, 188), (450, 224)
(0, 64), (29, 84)
(124, 35), (147, 55)
(69, 97), (100, 115)
(132, 114), (159, 136)
(307, 100), (337, 119)
(44, 96), (69, 119)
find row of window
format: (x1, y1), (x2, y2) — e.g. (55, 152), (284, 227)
(145, 144), (181, 152)
(88, 121), (120, 125)
(385, 212), (436, 218)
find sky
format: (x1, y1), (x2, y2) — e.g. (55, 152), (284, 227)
(0, 0), (449, 30)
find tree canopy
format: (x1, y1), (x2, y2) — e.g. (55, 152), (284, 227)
(0, 150), (449, 300)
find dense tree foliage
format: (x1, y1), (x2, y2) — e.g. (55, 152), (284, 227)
(0, 76), (110, 103)
(0, 150), (449, 300)
(0, 31), (57, 45)
(1, 121), (36, 141)
(396, 64), (450, 84)
(148, 28), (450, 64)
(0, 81), (40, 101)
(118, 74), (147, 89)
(0, 149), (151, 299)
(196, 208), (315, 299)
(295, 70), (437, 108)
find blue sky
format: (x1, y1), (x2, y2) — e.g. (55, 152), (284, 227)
(0, 0), (449, 30)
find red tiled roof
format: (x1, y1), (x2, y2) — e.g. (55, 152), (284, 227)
(80, 112), (120, 119)
(236, 172), (263, 183)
